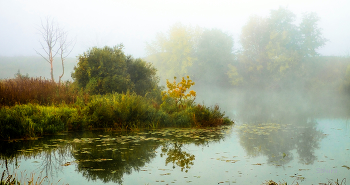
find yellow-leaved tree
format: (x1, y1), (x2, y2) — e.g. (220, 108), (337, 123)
(161, 76), (196, 108)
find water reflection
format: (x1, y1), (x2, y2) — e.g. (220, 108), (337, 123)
(161, 142), (195, 172)
(236, 91), (326, 166)
(0, 137), (72, 177)
(0, 127), (229, 184)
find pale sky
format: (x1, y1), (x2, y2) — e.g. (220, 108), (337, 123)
(0, 0), (349, 58)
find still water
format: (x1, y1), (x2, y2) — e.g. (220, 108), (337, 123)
(1, 118), (349, 184)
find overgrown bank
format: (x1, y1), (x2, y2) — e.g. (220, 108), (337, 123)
(0, 82), (232, 140)
(0, 46), (233, 140)
(0, 92), (232, 140)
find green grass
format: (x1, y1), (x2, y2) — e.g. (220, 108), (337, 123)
(0, 92), (233, 140)
(0, 76), (233, 140)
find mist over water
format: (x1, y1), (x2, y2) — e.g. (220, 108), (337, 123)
(1, 1), (350, 184)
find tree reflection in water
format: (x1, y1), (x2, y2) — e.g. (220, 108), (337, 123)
(0, 137), (72, 178)
(0, 127), (229, 184)
(236, 90), (326, 166)
(161, 142), (195, 172)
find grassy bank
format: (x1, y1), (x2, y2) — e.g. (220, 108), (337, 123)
(0, 92), (232, 140)
(0, 74), (233, 140)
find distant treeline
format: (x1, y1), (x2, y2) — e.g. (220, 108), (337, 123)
(145, 7), (350, 95)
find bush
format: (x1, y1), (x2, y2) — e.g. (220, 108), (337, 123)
(81, 92), (166, 129)
(191, 104), (232, 127)
(72, 45), (161, 97)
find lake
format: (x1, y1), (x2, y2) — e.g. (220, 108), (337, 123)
(0, 118), (349, 185)
(1, 90), (350, 184)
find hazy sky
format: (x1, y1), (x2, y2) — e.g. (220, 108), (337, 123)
(1, 0), (349, 58)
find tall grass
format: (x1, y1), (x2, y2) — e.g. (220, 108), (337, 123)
(0, 76), (77, 107)
(0, 92), (232, 140)
(81, 92), (167, 129)
(0, 76), (233, 139)
(0, 104), (80, 139)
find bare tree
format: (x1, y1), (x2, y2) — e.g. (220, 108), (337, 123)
(35, 18), (74, 83)
(58, 28), (75, 84)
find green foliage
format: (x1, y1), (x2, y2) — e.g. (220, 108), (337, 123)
(159, 76), (231, 128)
(340, 59), (350, 94)
(146, 23), (202, 83)
(160, 102), (232, 128)
(125, 56), (159, 96)
(0, 74), (232, 139)
(228, 7), (327, 89)
(299, 12), (328, 57)
(81, 92), (165, 129)
(303, 56), (349, 93)
(72, 45), (132, 95)
(146, 25), (235, 88)
(192, 29), (234, 87)
(72, 45), (160, 98)
(191, 104), (232, 127)
(0, 104), (79, 139)
(161, 142), (195, 172)
(14, 69), (29, 79)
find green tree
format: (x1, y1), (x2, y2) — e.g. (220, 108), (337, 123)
(231, 15), (270, 88)
(228, 7), (327, 89)
(265, 8), (301, 82)
(146, 23), (202, 84)
(125, 56), (160, 96)
(299, 12), (328, 57)
(72, 45), (132, 94)
(192, 29), (234, 87)
(72, 45), (161, 97)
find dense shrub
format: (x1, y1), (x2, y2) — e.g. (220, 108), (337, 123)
(81, 92), (175, 129)
(126, 56), (159, 96)
(72, 45), (161, 97)
(191, 104), (232, 127)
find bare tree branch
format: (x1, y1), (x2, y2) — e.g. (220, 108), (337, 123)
(58, 28), (76, 84)
(35, 17), (74, 83)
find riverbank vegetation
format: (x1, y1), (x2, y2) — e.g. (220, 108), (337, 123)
(0, 46), (232, 140)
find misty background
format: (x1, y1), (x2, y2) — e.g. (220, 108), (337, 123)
(1, 0), (350, 120)
(1, 0), (350, 58)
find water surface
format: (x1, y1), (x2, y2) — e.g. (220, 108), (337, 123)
(1, 118), (349, 184)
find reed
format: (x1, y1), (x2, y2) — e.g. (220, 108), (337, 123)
(0, 170), (63, 185)
(0, 76), (77, 107)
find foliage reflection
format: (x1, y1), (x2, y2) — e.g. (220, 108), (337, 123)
(236, 91), (326, 166)
(0, 127), (229, 184)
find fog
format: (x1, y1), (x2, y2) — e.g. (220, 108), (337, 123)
(1, 0), (350, 58)
(1, 0), (350, 122)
